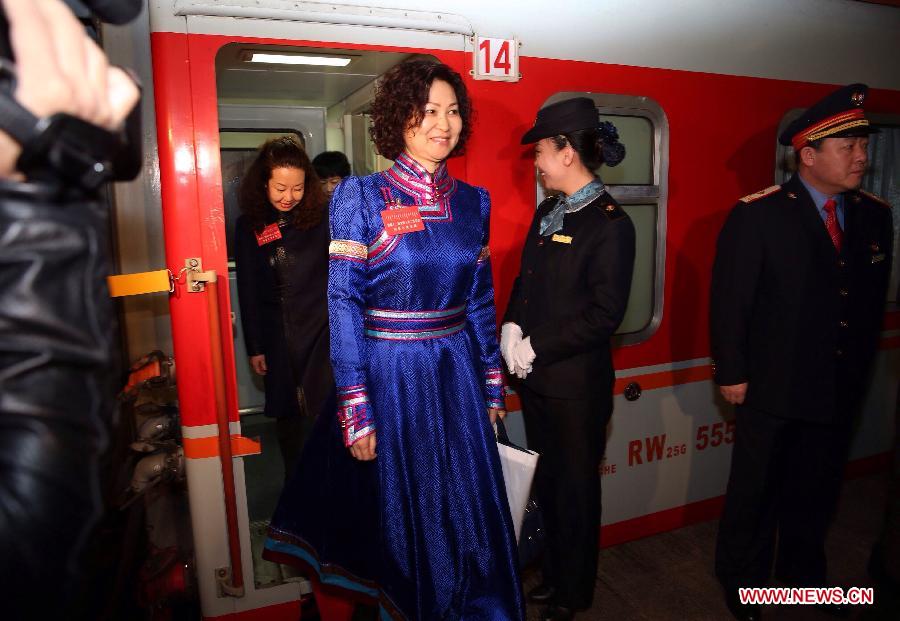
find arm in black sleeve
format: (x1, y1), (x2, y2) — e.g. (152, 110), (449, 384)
(233, 217), (264, 357)
(528, 215), (636, 364)
(709, 201), (762, 386)
(502, 209), (541, 327)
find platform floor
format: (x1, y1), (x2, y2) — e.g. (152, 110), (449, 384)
(521, 471), (896, 620)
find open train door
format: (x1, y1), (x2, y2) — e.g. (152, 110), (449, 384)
(149, 2), (477, 619)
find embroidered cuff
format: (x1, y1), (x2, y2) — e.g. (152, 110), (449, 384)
(484, 367), (505, 409)
(337, 384), (375, 447)
(329, 239), (367, 263)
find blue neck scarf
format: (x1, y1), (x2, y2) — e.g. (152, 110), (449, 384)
(539, 178), (606, 236)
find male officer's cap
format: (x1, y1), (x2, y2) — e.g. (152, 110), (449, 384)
(779, 83), (878, 150)
(521, 97), (599, 144)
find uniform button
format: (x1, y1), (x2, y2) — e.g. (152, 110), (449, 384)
(839, 289), (849, 296)
(537, 239), (545, 247)
(523, 298), (529, 305)
(527, 269), (534, 275)
(836, 349), (843, 356)
(838, 259), (846, 268)
(840, 320), (848, 328)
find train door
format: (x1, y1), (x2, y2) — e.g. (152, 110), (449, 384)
(151, 8), (472, 619)
(215, 41), (435, 594)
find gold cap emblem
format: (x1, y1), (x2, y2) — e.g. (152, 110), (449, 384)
(851, 91), (865, 106)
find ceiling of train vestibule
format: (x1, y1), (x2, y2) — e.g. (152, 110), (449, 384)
(215, 45), (414, 106)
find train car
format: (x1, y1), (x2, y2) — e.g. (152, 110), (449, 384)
(100, 0), (900, 618)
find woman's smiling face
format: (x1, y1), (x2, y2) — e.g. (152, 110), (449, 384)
(402, 79), (462, 172)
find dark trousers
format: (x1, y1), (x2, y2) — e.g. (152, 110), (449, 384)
(715, 405), (852, 591)
(873, 386), (900, 583)
(520, 384), (611, 610)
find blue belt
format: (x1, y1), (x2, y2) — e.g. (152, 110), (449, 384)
(364, 304), (466, 340)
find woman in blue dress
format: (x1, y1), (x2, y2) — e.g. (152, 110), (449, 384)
(264, 60), (525, 620)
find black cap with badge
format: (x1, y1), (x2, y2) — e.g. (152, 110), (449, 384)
(779, 83), (879, 150)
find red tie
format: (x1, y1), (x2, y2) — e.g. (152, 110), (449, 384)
(823, 198), (843, 252)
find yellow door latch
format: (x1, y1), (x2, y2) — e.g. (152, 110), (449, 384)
(107, 258), (217, 297)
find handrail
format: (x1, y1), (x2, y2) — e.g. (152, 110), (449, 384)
(206, 277), (245, 596)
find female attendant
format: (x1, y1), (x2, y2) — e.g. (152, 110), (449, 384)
(502, 97), (635, 621)
(265, 60), (524, 620)
(234, 137), (332, 477)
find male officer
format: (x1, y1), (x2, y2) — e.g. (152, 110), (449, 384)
(710, 84), (894, 621)
(502, 97), (635, 621)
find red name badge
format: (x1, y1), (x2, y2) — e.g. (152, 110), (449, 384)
(255, 222), (282, 246)
(381, 206), (425, 235)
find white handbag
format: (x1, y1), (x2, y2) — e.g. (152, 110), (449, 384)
(495, 420), (539, 542)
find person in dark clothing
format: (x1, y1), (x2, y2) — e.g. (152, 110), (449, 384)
(710, 84), (894, 621)
(312, 150), (351, 198)
(234, 136), (333, 477)
(503, 97), (636, 621)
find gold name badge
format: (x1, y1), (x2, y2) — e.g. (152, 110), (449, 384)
(551, 234), (573, 244)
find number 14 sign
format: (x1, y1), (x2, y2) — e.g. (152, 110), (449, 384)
(471, 36), (520, 82)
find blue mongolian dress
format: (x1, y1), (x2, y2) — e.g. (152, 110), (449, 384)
(264, 153), (525, 620)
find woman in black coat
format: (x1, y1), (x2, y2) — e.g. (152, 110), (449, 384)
(234, 137), (333, 477)
(503, 98), (635, 621)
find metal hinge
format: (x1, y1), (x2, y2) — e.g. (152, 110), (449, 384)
(184, 257), (217, 293)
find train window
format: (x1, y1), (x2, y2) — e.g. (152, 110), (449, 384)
(537, 93), (669, 344)
(775, 112), (900, 305)
(599, 115), (654, 185)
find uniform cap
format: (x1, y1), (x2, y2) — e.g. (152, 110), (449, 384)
(779, 83), (878, 150)
(521, 97), (600, 144)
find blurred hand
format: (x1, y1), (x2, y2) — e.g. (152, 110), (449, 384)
(488, 407), (506, 425)
(249, 354), (267, 375)
(720, 383), (748, 405)
(350, 432), (377, 461)
(0, 0), (140, 178)
(511, 336), (536, 379)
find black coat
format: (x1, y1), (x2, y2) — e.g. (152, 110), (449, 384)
(234, 210), (332, 418)
(504, 190), (636, 398)
(710, 174), (894, 423)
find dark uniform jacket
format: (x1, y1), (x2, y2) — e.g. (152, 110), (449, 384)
(504, 190), (636, 399)
(710, 174), (893, 423)
(234, 209), (332, 418)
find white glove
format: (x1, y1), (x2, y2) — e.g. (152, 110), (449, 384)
(500, 322), (523, 374)
(511, 336), (536, 379)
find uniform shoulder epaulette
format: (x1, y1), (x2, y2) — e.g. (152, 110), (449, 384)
(595, 192), (627, 220)
(858, 189), (891, 208)
(739, 185), (781, 204)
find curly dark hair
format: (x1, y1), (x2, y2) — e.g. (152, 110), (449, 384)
(239, 136), (327, 231)
(369, 59), (472, 161)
